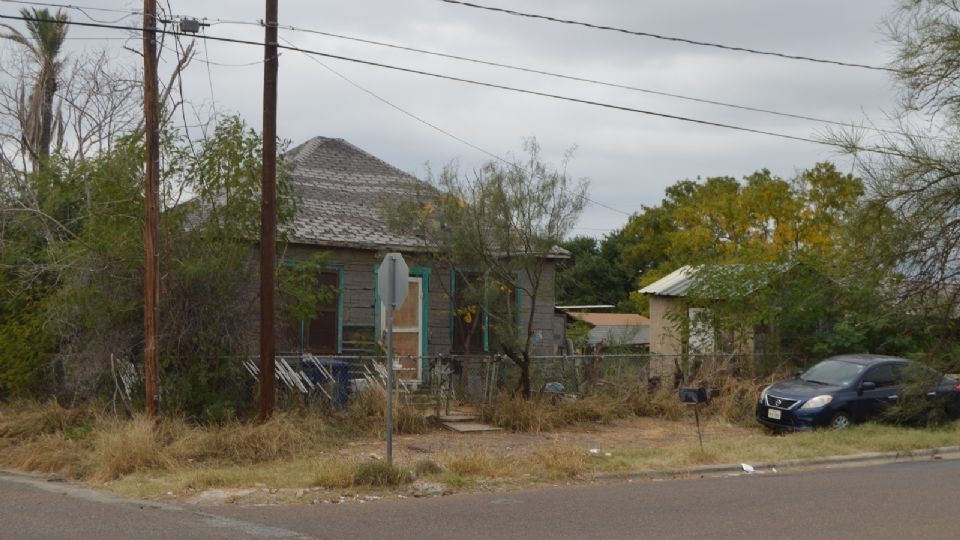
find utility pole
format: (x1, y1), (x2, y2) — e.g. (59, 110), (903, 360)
(142, 0), (160, 419)
(259, 0), (279, 421)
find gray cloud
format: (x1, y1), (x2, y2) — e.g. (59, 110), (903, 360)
(46, 0), (902, 237)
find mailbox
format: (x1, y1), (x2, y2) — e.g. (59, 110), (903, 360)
(679, 386), (709, 404)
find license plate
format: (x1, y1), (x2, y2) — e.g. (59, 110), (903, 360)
(767, 409), (782, 420)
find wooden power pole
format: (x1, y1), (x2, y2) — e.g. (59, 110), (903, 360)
(259, 0), (279, 421)
(142, 0), (161, 418)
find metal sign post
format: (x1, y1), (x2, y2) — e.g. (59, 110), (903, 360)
(378, 253), (409, 465)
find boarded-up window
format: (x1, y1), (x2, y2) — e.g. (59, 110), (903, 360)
(452, 272), (485, 353)
(304, 270), (339, 354)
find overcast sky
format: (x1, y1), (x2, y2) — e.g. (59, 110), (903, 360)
(52, 0), (903, 238)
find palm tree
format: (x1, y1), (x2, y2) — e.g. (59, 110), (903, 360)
(1, 8), (69, 169)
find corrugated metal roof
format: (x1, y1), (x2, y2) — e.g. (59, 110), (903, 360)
(639, 263), (796, 298)
(638, 266), (696, 297)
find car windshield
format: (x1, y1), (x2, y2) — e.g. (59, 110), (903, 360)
(801, 360), (865, 386)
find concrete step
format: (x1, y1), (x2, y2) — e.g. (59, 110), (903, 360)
(436, 414), (478, 422)
(441, 422), (501, 433)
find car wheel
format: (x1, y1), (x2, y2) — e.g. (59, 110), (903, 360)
(829, 412), (852, 430)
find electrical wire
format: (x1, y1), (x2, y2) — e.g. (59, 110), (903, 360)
(162, 1), (196, 156)
(280, 34), (632, 216)
(0, 0), (136, 24)
(199, 26), (218, 112)
(0, 11), (904, 160)
(6, 1), (902, 137)
(257, 22), (905, 138)
(0, 0), (134, 13)
(438, 0), (897, 73)
(0, 11), (898, 156)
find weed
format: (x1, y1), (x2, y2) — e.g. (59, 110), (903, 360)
(353, 461), (412, 486)
(482, 396), (555, 432)
(481, 395), (630, 433)
(413, 459), (443, 476)
(700, 376), (767, 426)
(445, 451), (505, 477)
(0, 400), (96, 440)
(557, 396), (630, 425)
(4, 434), (89, 479)
(342, 391), (429, 436)
(525, 446), (587, 479)
(90, 416), (174, 481)
(625, 387), (684, 421)
(312, 460), (360, 489)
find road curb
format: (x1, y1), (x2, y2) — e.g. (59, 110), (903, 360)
(592, 445), (960, 481)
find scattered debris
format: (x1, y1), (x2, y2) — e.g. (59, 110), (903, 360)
(408, 481), (449, 498)
(741, 463), (755, 473)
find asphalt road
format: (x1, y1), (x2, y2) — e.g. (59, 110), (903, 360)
(2, 459), (958, 539)
(0, 473), (309, 540)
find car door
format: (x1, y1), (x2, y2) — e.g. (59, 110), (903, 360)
(853, 363), (901, 421)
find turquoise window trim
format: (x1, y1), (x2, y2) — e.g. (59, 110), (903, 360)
(330, 264), (345, 354)
(374, 263), (432, 384)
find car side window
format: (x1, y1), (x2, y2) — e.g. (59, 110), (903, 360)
(863, 365), (897, 388)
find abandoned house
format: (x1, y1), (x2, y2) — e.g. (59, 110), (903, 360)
(277, 137), (566, 383)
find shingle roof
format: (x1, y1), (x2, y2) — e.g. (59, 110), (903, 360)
(284, 137), (427, 250)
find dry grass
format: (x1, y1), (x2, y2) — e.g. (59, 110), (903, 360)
(165, 412), (327, 464)
(700, 376), (770, 426)
(444, 450), (509, 477)
(523, 446), (588, 479)
(4, 394), (960, 500)
(481, 395), (631, 433)
(0, 401), (350, 482)
(353, 461), (413, 486)
(625, 387), (685, 420)
(89, 416), (175, 481)
(3, 434), (89, 479)
(342, 390), (429, 436)
(0, 400), (96, 440)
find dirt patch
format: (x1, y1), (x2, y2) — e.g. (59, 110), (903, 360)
(343, 414), (752, 461)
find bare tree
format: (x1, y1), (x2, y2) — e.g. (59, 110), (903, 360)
(827, 0), (960, 351)
(390, 139), (588, 398)
(0, 8), (68, 170)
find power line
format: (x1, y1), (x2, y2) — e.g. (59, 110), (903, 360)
(0, 0), (136, 23)
(278, 36), (507, 168)
(8, 1), (901, 137)
(438, 0), (897, 74)
(280, 34), (631, 217)
(0, 4), (633, 215)
(199, 26), (218, 112)
(0, 11), (898, 157)
(255, 22), (902, 138)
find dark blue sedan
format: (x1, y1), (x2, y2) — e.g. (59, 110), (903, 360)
(756, 354), (960, 431)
